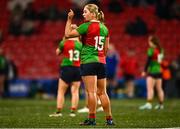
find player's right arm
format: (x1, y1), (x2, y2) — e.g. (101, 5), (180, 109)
(65, 9), (80, 38)
(57, 40), (65, 55)
(142, 48), (153, 76)
(56, 48), (60, 55)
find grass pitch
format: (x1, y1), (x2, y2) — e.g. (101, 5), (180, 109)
(0, 98), (180, 128)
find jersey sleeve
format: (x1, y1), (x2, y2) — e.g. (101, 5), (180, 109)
(100, 23), (109, 37)
(104, 24), (109, 37)
(59, 40), (64, 51)
(147, 48), (153, 57)
(76, 22), (89, 35)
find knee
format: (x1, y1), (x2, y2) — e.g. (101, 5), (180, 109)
(97, 90), (106, 96)
(87, 91), (97, 97)
(71, 89), (79, 95)
(158, 88), (164, 93)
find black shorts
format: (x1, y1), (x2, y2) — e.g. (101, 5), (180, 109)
(60, 66), (81, 84)
(80, 63), (106, 79)
(124, 74), (135, 82)
(148, 73), (162, 79)
(0, 69), (6, 75)
(107, 73), (115, 80)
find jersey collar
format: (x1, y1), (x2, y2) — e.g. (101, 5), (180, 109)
(90, 20), (100, 22)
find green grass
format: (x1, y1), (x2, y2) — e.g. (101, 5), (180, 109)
(0, 98), (180, 128)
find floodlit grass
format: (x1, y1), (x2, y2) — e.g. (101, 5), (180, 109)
(0, 98), (180, 128)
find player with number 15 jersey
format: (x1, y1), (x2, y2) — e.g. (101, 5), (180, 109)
(77, 21), (108, 64)
(65, 4), (114, 125)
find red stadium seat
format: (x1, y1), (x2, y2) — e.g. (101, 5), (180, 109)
(1, 2), (179, 79)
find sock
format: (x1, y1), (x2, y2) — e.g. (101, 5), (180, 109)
(159, 101), (163, 105)
(106, 116), (113, 121)
(89, 113), (96, 121)
(70, 107), (76, 113)
(56, 108), (62, 113)
(147, 100), (152, 104)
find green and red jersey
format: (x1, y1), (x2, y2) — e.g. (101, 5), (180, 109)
(59, 39), (82, 67)
(147, 47), (164, 74)
(0, 55), (6, 70)
(77, 21), (109, 64)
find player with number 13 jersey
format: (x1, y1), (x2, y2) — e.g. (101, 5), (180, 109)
(59, 37), (82, 67)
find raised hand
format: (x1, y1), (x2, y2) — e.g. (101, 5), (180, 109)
(68, 9), (74, 20)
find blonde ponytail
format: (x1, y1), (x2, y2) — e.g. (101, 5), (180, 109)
(97, 10), (104, 23)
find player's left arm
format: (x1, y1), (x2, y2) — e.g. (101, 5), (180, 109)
(104, 37), (109, 56)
